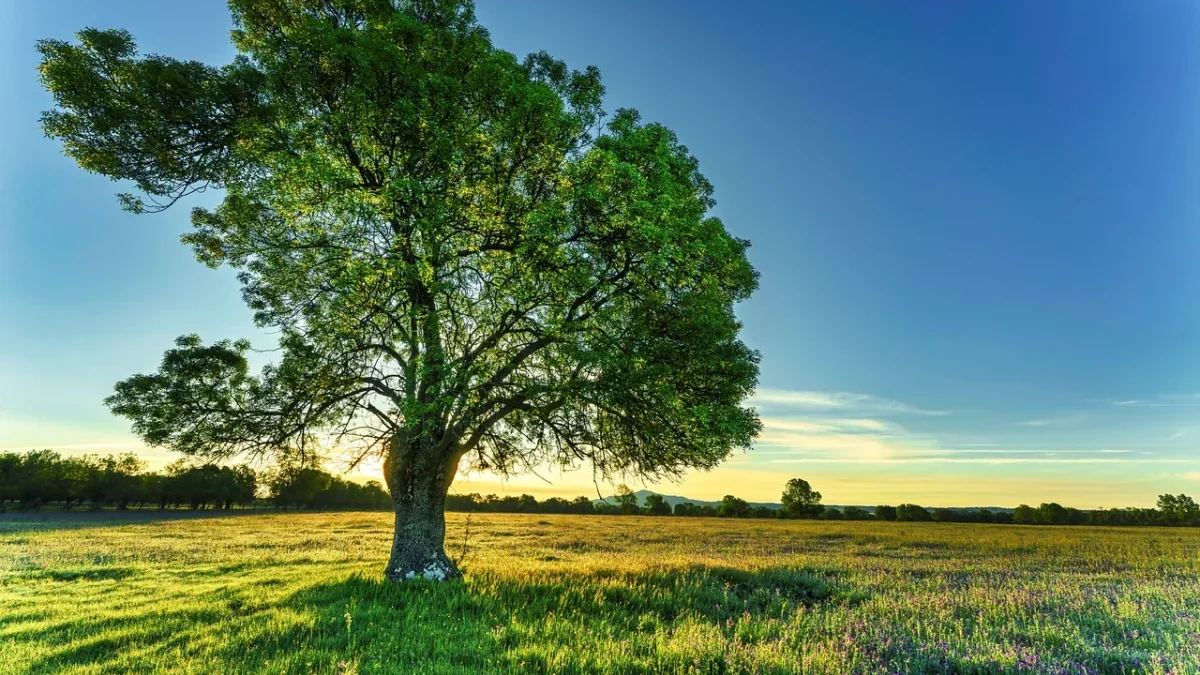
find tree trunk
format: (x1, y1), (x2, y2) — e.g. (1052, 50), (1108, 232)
(383, 434), (461, 582)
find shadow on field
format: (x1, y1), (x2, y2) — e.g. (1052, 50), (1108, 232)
(0, 508), (273, 534)
(214, 565), (838, 674)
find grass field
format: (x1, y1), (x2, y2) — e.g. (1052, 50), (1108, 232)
(2, 512), (1199, 674)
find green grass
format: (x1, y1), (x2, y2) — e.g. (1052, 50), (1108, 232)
(2, 512), (1199, 674)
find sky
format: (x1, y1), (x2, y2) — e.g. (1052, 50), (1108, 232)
(3, 0), (1200, 508)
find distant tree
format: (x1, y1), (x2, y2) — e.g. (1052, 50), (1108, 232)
(0, 453), (19, 511)
(748, 505), (777, 519)
(895, 504), (931, 522)
(81, 453), (146, 510)
(874, 505), (897, 522)
(15, 450), (75, 509)
(644, 494), (672, 516)
(615, 486), (641, 516)
(931, 508), (956, 523)
(515, 494), (539, 513)
(569, 496), (596, 515)
(821, 507), (844, 521)
(974, 508), (994, 524)
(1157, 494), (1200, 527)
(270, 466), (333, 510)
(41, 0), (760, 582)
(780, 478), (824, 519)
(991, 510), (1014, 525)
(718, 495), (751, 518)
(226, 465), (258, 509)
(539, 497), (571, 513)
(1013, 504), (1036, 525)
(1031, 502), (1085, 525)
(593, 501), (620, 515)
(446, 493), (481, 512)
(842, 506), (870, 521)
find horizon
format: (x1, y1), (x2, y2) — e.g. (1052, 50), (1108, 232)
(4, 0), (1200, 510)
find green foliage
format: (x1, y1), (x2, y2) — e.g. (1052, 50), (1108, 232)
(0, 450), (386, 512)
(895, 503), (932, 522)
(780, 477), (823, 519)
(873, 504), (897, 521)
(717, 494), (751, 518)
(841, 506), (870, 521)
(643, 493), (671, 515)
(3, 512), (1200, 673)
(38, 0), (760, 496)
(672, 501), (717, 517)
(614, 485), (640, 516)
(820, 507), (843, 521)
(267, 465), (390, 510)
(1157, 494), (1200, 526)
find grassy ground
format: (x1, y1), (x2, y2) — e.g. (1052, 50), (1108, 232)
(2, 512), (1199, 674)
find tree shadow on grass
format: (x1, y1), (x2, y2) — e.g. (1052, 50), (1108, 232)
(15, 565), (845, 675)
(211, 565), (841, 675)
(0, 509), (276, 535)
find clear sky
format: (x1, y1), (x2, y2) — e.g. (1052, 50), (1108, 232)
(3, 1), (1199, 508)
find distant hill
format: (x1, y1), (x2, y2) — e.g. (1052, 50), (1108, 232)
(592, 489), (1015, 513)
(593, 489), (782, 510)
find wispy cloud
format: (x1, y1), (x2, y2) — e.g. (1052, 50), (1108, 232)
(1014, 413), (1087, 427)
(750, 389), (950, 416)
(1111, 394), (1200, 408)
(0, 442), (147, 452)
(767, 457), (1200, 465)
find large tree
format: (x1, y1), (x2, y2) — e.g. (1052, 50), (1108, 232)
(780, 477), (823, 519)
(37, 0), (760, 581)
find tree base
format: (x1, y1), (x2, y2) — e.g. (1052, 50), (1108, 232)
(384, 551), (462, 582)
(384, 505), (462, 582)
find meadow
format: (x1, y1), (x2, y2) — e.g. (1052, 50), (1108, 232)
(2, 512), (1198, 674)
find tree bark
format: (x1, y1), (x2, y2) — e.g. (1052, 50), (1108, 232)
(383, 434), (462, 581)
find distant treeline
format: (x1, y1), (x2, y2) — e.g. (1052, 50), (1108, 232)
(0, 451), (389, 512)
(447, 485), (1200, 528)
(5, 453), (1199, 527)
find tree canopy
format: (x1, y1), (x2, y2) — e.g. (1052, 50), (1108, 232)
(38, 0), (760, 579)
(780, 477), (823, 518)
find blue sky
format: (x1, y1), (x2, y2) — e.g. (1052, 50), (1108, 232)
(3, 1), (1199, 506)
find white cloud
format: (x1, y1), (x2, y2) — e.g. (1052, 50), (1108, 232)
(750, 388), (950, 416)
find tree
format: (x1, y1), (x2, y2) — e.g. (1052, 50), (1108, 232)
(780, 478), (823, 519)
(614, 486), (641, 516)
(931, 508), (955, 523)
(895, 503), (931, 522)
(270, 466), (334, 510)
(643, 493), (671, 516)
(842, 506), (869, 521)
(874, 505), (897, 522)
(717, 495), (750, 518)
(1013, 504), (1036, 525)
(1157, 494), (1199, 527)
(38, 0), (760, 581)
(673, 502), (714, 517)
